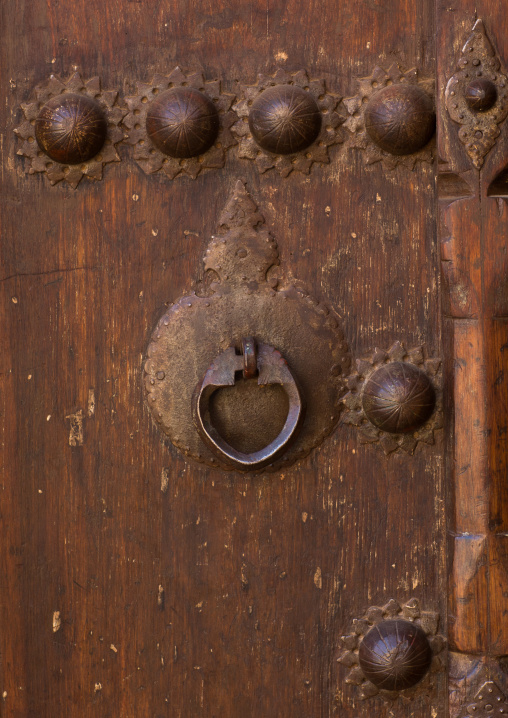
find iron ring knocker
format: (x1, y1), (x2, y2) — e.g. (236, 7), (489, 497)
(192, 337), (305, 471)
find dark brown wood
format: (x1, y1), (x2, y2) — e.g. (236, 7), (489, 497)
(0, 0), (453, 716)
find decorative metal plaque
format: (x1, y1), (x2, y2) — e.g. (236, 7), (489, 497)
(445, 19), (508, 169)
(144, 181), (351, 472)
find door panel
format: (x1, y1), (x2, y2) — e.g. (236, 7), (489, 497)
(0, 1), (505, 716)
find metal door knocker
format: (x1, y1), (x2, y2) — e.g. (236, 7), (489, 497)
(193, 338), (305, 470)
(144, 180), (351, 472)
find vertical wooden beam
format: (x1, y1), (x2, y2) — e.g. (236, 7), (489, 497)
(437, 6), (508, 714)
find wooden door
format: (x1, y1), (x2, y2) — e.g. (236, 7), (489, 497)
(1, 1), (507, 716)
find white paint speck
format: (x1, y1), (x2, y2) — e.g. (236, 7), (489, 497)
(376, 193), (382, 202)
(65, 410), (84, 446)
(132, 194), (139, 201)
(161, 468), (169, 493)
(152, 228), (159, 236)
(87, 389), (95, 418)
(11, 297), (18, 304)
(110, 644), (117, 653)
(46, 415), (51, 422)
(94, 683), (102, 692)
(302, 512), (308, 523)
(158, 585), (165, 607)
(314, 567), (322, 589)
(53, 611), (61, 632)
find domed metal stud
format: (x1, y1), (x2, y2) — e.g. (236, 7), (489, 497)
(344, 65), (436, 170)
(362, 361), (436, 434)
(445, 19), (508, 169)
(15, 72), (125, 188)
(358, 619), (433, 692)
(342, 342), (441, 454)
(231, 69), (344, 176)
(123, 67), (236, 180)
(464, 78), (498, 112)
(35, 93), (107, 165)
(146, 87), (220, 159)
(248, 84), (322, 155)
(364, 84), (435, 156)
(338, 598), (445, 701)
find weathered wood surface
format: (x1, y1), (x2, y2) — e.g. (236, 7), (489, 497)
(437, 3), (508, 715)
(0, 1), (445, 716)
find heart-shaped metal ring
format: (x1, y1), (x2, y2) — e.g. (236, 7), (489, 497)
(192, 338), (305, 471)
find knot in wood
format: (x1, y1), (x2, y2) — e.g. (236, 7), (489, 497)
(364, 84), (435, 156)
(35, 93), (107, 165)
(248, 84), (322, 155)
(358, 619), (432, 691)
(146, 87), (220, 158)
(361, 361), (436, 434)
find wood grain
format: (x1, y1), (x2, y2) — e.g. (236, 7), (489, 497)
(1, 1), (445, 716)
(437, 4), (508, 713)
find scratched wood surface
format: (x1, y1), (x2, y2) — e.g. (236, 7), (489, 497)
(0, 1), (445, 716)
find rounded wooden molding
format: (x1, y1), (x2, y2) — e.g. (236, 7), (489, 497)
(464, 78), (498, 112)
(35, 93), (107, 165)
(146, 87), (220, 159)
(248, 84), (322, 155)
(361, 361), (436, 434)
(358, 619), (433, 691)
(364, 84), (435, 156)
